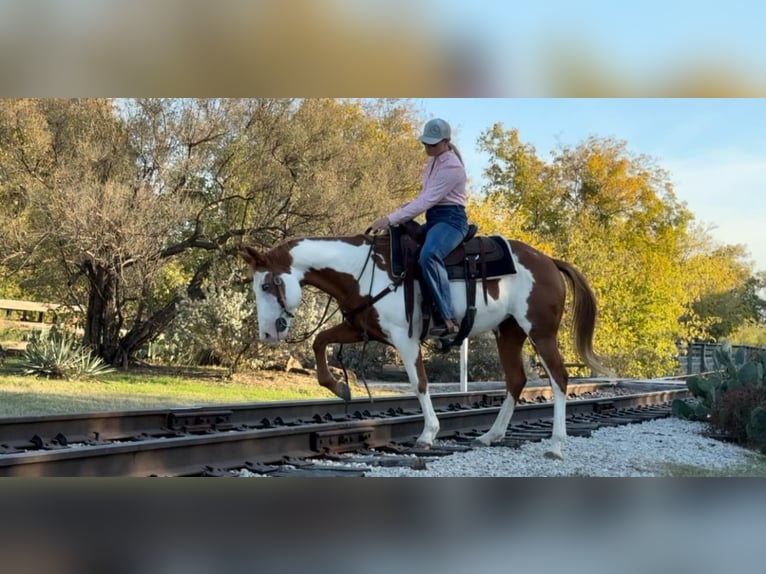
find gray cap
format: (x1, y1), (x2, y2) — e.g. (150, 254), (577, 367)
(418, 118), (451, 144)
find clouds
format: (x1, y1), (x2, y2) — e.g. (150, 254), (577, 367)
(664, 152), (766, 271)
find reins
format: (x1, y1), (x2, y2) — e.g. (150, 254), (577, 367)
(282, 295), (339, 344)
(275, 233), (401, 403)
(336, 233), (403, 402)
(284, 235), (384, 345)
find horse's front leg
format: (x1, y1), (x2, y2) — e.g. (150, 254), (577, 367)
(312, 322), (365, 401)
(396, 341), (439, 447)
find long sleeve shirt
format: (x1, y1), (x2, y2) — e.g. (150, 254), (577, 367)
(386, 150), (467, 226)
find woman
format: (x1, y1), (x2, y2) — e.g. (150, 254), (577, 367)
(371, 118), (468, 337)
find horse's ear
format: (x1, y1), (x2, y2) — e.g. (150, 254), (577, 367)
(240, 245), (265, 269)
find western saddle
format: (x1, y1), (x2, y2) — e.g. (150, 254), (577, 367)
(389, 221), (516, 350)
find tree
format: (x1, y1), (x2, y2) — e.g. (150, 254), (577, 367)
(688, 256), (765, 340)
(0, 98), (425, 366)
(473, 124), (761, 376)
(477, 124), (567, 241)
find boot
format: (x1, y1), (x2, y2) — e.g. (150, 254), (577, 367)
(429, 317), (459, 338)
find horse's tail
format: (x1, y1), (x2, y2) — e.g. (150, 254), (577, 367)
(552, 258), (611, 377)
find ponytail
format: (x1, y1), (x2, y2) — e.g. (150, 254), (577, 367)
(447, 142), (464, 165)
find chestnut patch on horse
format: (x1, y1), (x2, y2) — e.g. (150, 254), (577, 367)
(241, 242), (294, 273)
(485, 279), (501, 301)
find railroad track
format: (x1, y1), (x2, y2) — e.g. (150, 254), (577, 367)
(0, 379), (689, 477)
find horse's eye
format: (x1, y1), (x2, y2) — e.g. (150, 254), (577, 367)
(261, 283), (271, 292)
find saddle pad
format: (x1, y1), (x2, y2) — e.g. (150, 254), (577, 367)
(389, 226), (516, 280)
(444, 235), (516, 280)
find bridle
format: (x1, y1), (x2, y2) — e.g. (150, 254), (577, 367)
(260, 272), (294, 333)
(261, 236), (400, 339)
(260, 271), (338, 343)
(259, 235), (402, 402)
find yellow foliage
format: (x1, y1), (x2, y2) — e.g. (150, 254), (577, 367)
(476, 126), (762, 377)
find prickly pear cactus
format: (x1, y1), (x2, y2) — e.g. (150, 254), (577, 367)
(734, 346), (747, 368)
(737, 361), (763, 386)
(676, 346), (766, 432)
(686, 372), (723, 407)
(672, 398), (695, 420)
(671, 398), (710, 421)
(746, 407), (766, 453)
(686, 375), (704, 397)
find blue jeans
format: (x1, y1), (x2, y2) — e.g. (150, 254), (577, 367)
(419, 205), (469, 323)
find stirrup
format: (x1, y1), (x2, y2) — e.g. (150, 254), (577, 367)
(429, 320), (458, 338)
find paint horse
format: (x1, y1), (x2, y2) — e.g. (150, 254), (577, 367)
(240, 231), (604, 459)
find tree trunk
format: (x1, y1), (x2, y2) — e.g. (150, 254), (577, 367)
(83, 264), (122, 363)
(116, 298), (180, 367)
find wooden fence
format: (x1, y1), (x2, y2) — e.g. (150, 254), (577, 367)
(0, 298), (62, 352)
(677, 342), (765, 375)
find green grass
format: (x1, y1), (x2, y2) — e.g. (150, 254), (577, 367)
(656, 453), (766, 477)
(0, 357), (382, 417)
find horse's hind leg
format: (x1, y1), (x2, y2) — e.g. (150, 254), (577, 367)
(528, 334), (569, 460)
(312, 322), (365, 401)
(474, 318), (527, 446)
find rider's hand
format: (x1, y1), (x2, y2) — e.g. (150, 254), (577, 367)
(371, 216), (390, 231)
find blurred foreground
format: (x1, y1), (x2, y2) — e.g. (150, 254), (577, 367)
(2, 479), (763, 574)
(1, 0), (764, 96)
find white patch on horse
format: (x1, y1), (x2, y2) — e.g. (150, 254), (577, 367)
(253, 268), (305, 343)
(456, 258), (536, 336)
(475, 393), (516, 446)
(535, 350), (567, 460)
(291, 240), (369, 277)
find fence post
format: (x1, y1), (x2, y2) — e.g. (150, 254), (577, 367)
(459, 338), (468, 392)
(687, 342), (693, 374)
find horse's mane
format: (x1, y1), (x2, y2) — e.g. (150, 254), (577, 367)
(270, 233), (373, 251)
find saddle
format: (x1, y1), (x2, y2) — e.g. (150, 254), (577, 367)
(389, 220), (516, 349)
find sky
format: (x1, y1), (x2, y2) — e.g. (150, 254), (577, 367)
(428, 0), (766, 93)
(411, 99), (766, 274)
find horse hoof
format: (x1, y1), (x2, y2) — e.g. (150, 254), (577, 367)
(414, 440), (432, 449)
(544, 451), (563, 460)
(472, 439), (491, 447)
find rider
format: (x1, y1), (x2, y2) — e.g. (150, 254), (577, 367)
(371, 118), (469, 338)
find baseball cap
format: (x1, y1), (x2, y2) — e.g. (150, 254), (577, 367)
(418, 118), (451, 145)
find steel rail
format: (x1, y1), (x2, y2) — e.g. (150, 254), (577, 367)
(0, 381), (626, 450)
(0, 382), (689, 477)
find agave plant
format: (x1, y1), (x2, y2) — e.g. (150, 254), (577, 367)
(21, 330), (115, 380)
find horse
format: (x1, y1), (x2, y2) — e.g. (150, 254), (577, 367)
(240, 230), (605, 459)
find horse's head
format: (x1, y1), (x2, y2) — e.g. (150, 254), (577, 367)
(240, 245), (302, 343)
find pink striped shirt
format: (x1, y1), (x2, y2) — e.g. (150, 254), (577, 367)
(387, 150), (467, 226)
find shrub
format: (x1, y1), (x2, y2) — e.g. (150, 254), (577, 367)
(158, 283), (260, 372)
(21, 330), (115, 380)
(156, 281), (335, 373)
(710, 387), (766, 443)
(673, 343), (766, 451)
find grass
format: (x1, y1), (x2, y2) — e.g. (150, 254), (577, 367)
(0, 357), (392, 417)
(657, 453), (766, 477)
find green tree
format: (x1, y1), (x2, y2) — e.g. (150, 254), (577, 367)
(473, 125), (759, 376)
(478, 124), (566, 241)
(0, 98), (424, 366)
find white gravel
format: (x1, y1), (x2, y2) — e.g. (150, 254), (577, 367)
(359, 417), (760, 477)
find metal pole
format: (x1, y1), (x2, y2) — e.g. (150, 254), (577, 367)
(459, 338), (468, 392)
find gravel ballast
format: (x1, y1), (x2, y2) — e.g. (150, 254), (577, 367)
(360, 417), (759, 477)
